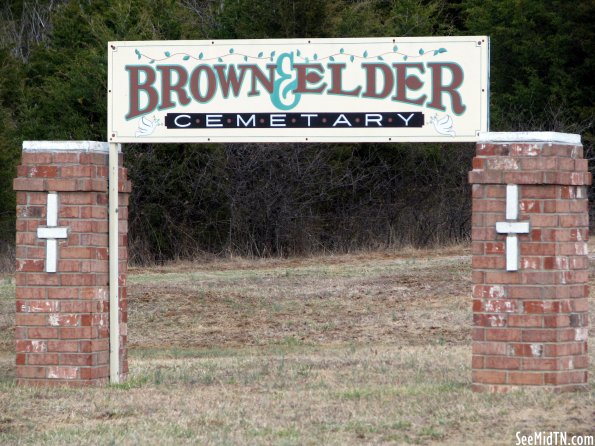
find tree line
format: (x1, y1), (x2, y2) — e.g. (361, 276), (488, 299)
(0, 0), (593, 264)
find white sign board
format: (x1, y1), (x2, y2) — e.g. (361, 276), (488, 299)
(108, 37), (489, 143)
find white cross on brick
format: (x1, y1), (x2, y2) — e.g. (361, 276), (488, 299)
(496, 184), (530, 271)
(36, 193), (69, 273)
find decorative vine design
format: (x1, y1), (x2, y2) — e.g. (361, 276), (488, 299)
(134, 46), (447, 64)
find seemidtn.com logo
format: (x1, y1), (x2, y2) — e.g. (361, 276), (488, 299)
(516, 432), (594, 446)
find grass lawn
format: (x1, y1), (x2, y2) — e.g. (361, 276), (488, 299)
(0, 246), (593, 445)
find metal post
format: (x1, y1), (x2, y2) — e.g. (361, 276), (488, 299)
(108, 142), (120, 383)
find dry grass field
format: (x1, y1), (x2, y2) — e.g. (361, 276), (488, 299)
(0, 246), (593, 445)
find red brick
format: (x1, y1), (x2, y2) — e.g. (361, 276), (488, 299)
(520, 243), (556, 256)
(59, 326), (95, 339)
(22, 152), (53, 164)
(529, 214), (559, 227)
(27, 274), (60, 287)
(61, 165), (95, 178)
(80, 152), (107, 165)
(28, 353), (60, 365)
(47, 366), (78, 380)
(29, 166), (58, 178)
(521, 358), (559, 371)
(60, 275), (96, 286)
(472, 256), (506, 269)
(80, 234), (109, 246)
(472, 355), (484, 369)
(486, 328), (521, 342)
(574, 159), (588, 171)
(482, 299), (518, 313)
(15, 287), (46, 299)
(60, 193), (96, 205)
(507, 286), (541, 299)
(507, 314), (543, 328)
(485, 242), (505, 254)
(560, 214), (588, 227)
(474, 314), (507, 328)
(49, 314), (79, 327)
(28, 327), (59, 339)
(522, 185), (557, 199)
(91, 179), (108, 191)
(48, 340), (80, 352)
(52, 152), (80, 163)
(557, 328), (580, 342)
(60, 353), (95, 366)
(69, 221), (95, 233)
(566, 355), (588, 369)
(484, 272), (521, 284)
(16, 340), (47, 353)
(80, 339), (109, 353)
(60, 247), (95, 259)
(571, 299), (589, 312)
(508, 372), (543, 385)
(16, 191), (27, 204)
(507, 343), (543, 357)
(473, 370), (506, 384)
(60, 206), (80, 218)
(16, 366), (47, 379)
(522, 329), (557, 342)
(472, 342), (507, 356)
(543, 315), (570, 328)
(485, 356), (520, 370)
(15, 232), (38, 245)
(80, 206), (108, 219)
(473, 285), (507, 299)
(13, 177), (46, 191)
(544, 371), (587, 385)
(46, 179), (78, 191)
(520, 157), (557, 171)
(485, 185), (506, 198)
(559, 242), (589, 256)
(544, 343), (586, 357)
(472, 327), (485, 341)
(15, 314), (47, 326)
(519, 200), (541, 213)
(17, 301), (59, 315)
(521, 272), (559, 285)
(502, 171), (544, 184)
(562, 270), (589, 284)
(47, 288), (78, 299)
(472, 199), (505, 213)
(61, 301), (96, 313)
(57, 260), (82, 272)
(79, 366), (109, 379)
(519, 257), (540, 270)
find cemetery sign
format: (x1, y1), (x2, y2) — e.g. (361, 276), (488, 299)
(108, 37), (489, 143)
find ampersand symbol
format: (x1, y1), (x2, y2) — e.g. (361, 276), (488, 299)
(270, 52), (301, 111)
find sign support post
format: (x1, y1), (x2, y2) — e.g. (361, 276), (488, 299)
(108, 142), (120, 383)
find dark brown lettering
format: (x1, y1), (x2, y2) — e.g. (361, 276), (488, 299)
(328, 63), (361, 96)
(294, 64), (327, 94)
(392, 63), (426, 106)
(362, 63), (393, 99)
(125, 65), (159, 119)
(189, 65), (217, 103)
(426, 62), (466, 114)
(157, 65), (190, 109)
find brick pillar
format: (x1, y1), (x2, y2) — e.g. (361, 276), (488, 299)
(469, 132), (590, 392)
(13, 141), (130, 386)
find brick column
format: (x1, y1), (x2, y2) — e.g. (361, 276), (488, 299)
(469, 132), (590, 392)
(13, 141), (130, 386)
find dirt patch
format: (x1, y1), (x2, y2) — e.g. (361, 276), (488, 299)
(128, 253), (472, 350)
